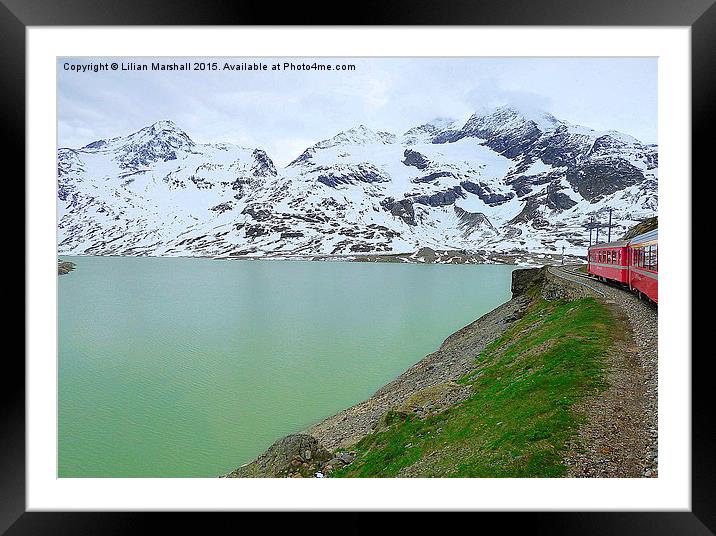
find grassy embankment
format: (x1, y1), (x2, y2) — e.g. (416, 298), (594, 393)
(332, 289), (619, 477)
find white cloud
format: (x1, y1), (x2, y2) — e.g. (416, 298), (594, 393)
(58, 57), (657, 166)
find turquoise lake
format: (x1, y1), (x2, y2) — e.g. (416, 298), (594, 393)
(58, 256), (515, 477)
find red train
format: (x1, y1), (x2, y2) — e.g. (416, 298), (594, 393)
(587, 228), (658, 303)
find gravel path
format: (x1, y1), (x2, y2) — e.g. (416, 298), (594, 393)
(549, 266), (658, 478)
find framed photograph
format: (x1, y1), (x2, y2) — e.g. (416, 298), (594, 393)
(8, 0), (707, 532)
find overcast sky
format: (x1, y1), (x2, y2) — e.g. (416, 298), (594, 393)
(58, 57), (657, 167)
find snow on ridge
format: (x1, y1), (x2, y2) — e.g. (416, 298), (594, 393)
(57, 113), (658, 259)
(466, 104), (562, 133)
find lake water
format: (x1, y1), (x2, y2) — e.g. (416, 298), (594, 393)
(58, 256), (515, 477)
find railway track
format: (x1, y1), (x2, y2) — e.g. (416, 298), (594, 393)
(549, 262), (658, 478)
(552, 264), (658, 309)
(548, 264), (607, 297)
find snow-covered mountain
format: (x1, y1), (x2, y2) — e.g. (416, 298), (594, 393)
(57, 106), (658, 259)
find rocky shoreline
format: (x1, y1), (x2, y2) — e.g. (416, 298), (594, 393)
(225, 267), (540, 477)
(226, 246), (585, 267)
(58, 259), (76, 275)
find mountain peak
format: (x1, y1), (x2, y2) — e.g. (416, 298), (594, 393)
(469, 104), (561, 132)
(316, 125), (395, 149)
(129, 119), (193, 146)
(149, 119), (180, 132)
(138, 120), (191, 139)
(403, 118), (458, 143)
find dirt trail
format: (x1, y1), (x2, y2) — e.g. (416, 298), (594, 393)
(549, 266), (658, 477)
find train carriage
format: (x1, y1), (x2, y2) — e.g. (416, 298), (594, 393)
(627, 229), (658, 303)
(587, 227), (658, 304)
(587, 240), (629, 284)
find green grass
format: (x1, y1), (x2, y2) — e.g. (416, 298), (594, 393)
(331, 296), (616, 478)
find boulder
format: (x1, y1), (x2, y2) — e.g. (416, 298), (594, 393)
(224, 434), (332, 478)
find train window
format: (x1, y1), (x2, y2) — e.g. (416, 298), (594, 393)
(645, 245), (658, 271)
(654, 245), (658, 271)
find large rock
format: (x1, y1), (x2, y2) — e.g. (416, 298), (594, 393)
(250, 148), (277, 177)
(402, 149), (431, 170)
(224, 434), (332, 478)
(381, 197), (416, 226)
(460, 180), (514, 206)
(410, 186), (465, 207)
(511, 267), (544, 297)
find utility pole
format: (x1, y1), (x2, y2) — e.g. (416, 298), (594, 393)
(588, 216), (593, 247)
(607, 208), (613, 243)
(561, 245), (565, 265)
(596, 222), (600, 244)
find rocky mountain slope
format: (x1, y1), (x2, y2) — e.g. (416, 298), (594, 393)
(57, 106), (658, 259)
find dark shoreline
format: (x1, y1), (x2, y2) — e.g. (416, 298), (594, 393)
(58, 259), (76, 275)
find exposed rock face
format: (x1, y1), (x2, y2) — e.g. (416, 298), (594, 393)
(415, 246), (438, 262)
(622, 216), (658, 240)
(546, 190), (578, 210)
(511, 267), (544, 297)
(210, 201), (234, 214)
(454, 206), (497, 238)
(566, 161), (644, 201)
(410, 186), (465, 207)
(250, 149), (277, 177)
(316, 163), (388, 187)
(460, 180), (514, 206)
(413, 171), (455, 184)
(402, 148), (431, 170)
(381, 197), (416, 226)
(224, 433), (332, 478)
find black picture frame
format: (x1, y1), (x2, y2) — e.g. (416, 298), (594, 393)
(5, 0), (706, 532)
